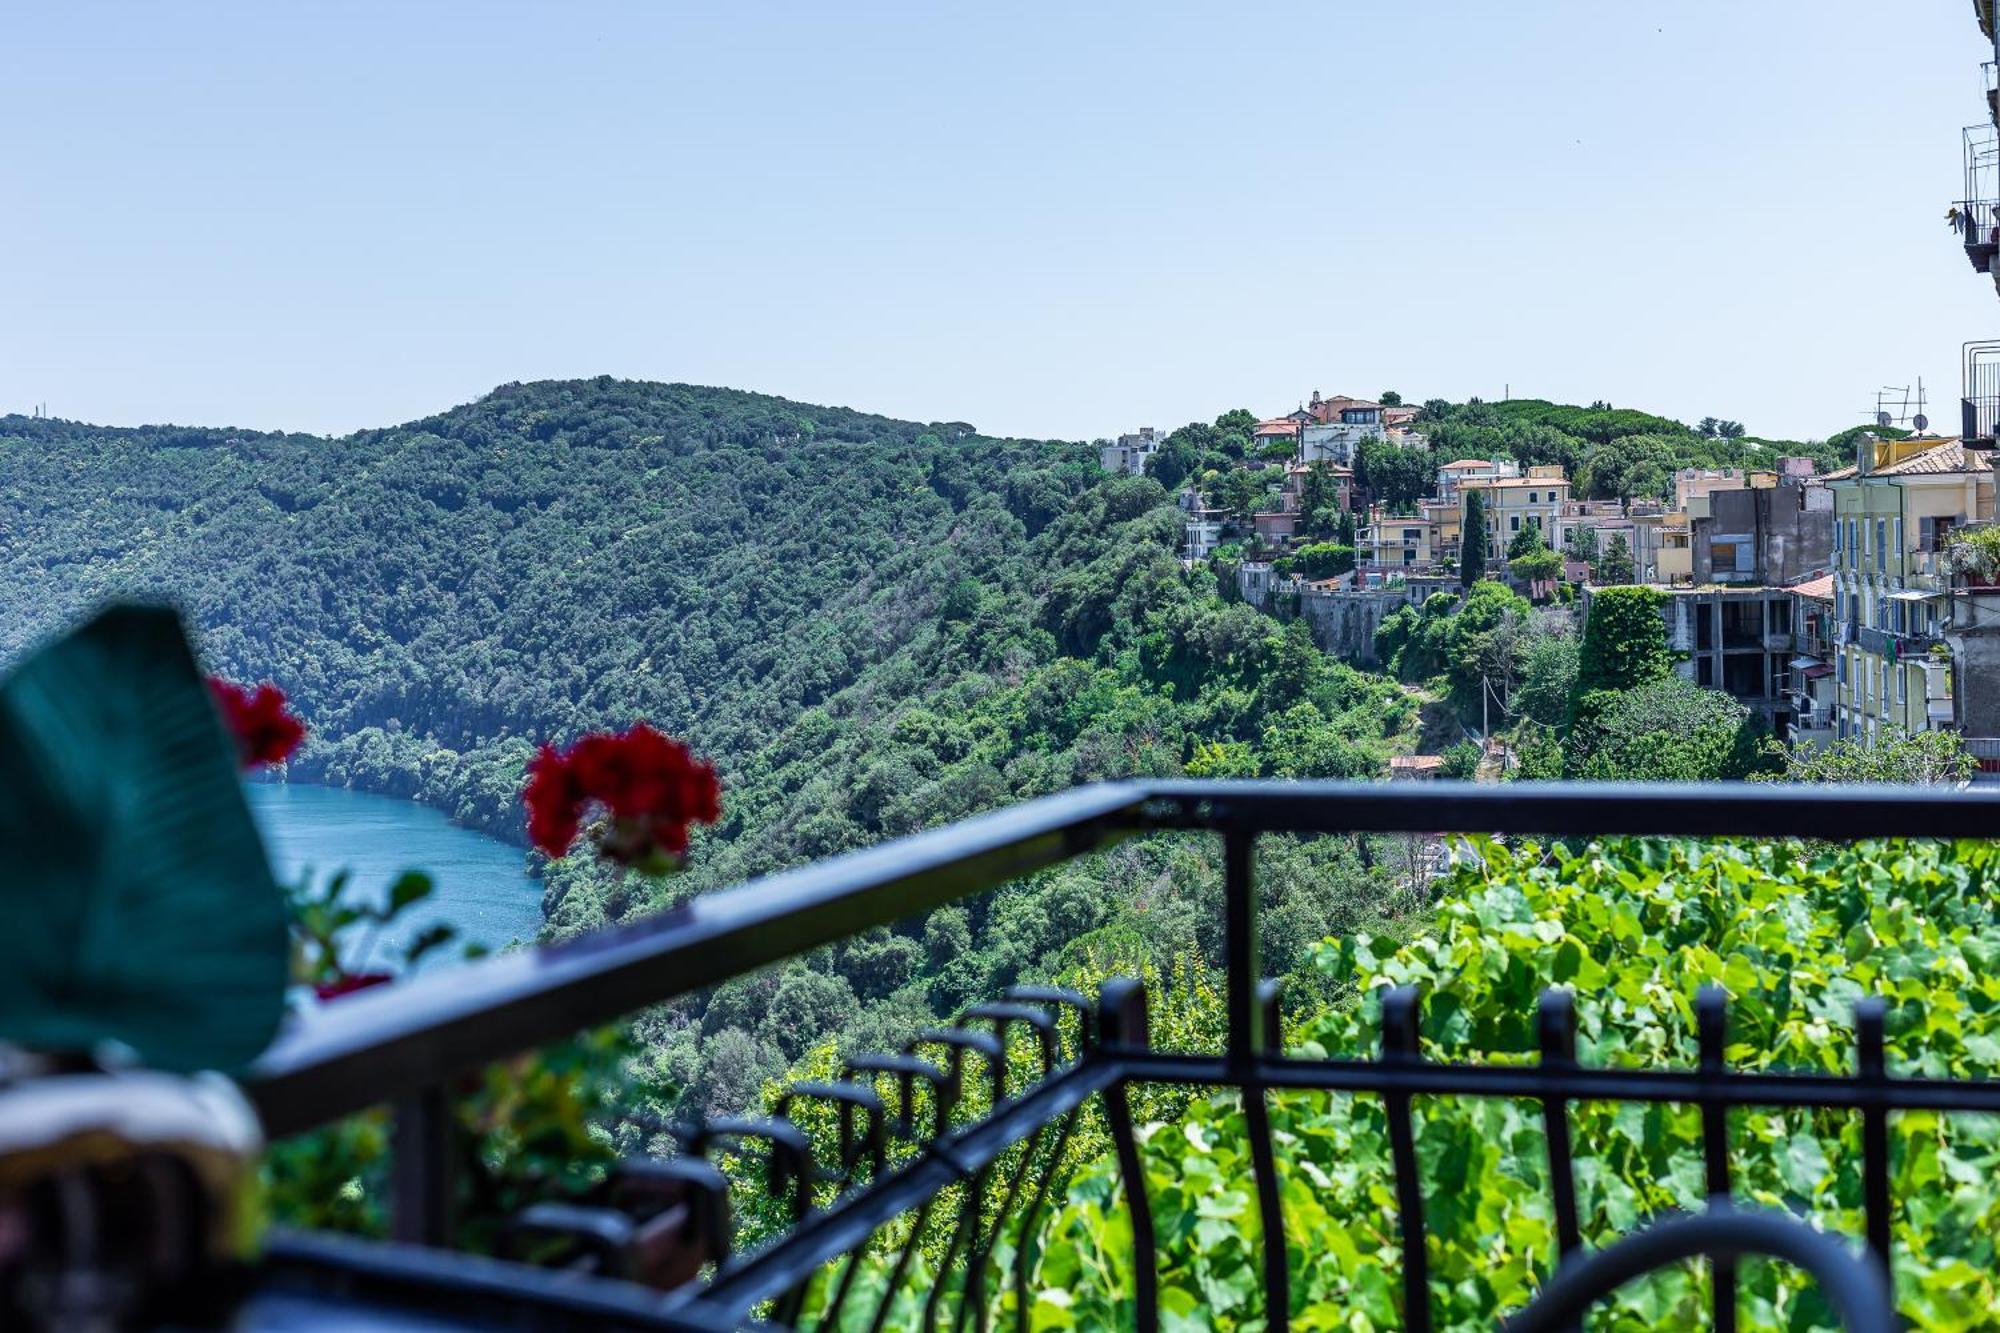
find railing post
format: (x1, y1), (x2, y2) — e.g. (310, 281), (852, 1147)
(1223, 829), (1290, 1331)
(391, 1084), (456, 1247)
(1381, 985), (1431, 1333)
(1099, 980), (1157, 1333)
(1537, 989), (1582, 1264)
(1696, 985), (1736, 1333)
(1855, 998), (1893, 1282)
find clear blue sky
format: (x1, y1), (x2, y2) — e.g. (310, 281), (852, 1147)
(3, 2), (1994, 442)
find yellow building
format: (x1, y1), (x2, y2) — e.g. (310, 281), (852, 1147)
(1357, 505), (1437, 570)
(1460, 466), (1571, 561)
(1420, 496), (1461, 562)
(1827, 436), (1994, 741)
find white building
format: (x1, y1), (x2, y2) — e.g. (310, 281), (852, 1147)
(1301, 420), (1387, 467)
(1100, 427), (1161, 477)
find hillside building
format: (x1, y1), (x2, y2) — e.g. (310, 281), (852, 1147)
(1460, 467), (1571, 562)
(1099, 428), (1160, 477)
(1585, 583), (1800, 735)
(1356, 505), (1438, 571)
(1826, 436), (1993, 742)
(1689, 466), (1832, 587)
(1785, 574), (1838, 748)
(1436, 458), (1520, 499)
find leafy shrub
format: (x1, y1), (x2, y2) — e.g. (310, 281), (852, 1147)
(1039, 835), (2000, 1329)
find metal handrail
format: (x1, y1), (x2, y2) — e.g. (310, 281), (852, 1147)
(245, 781), (2000, 1137)
(240, 782), (2000, 1332)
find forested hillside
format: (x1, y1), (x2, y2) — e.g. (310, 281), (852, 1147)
(0, 380), (1082, 837)
(0, 378), (1429, 1113)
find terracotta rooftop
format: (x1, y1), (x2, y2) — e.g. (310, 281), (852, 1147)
(1253, 418), (1300, 437)
(1825, 439), (1983, 480)
(1440, 459), (1494, 470)
(1789, 574), (1835, 601)
(1872, 440), (1978, 476)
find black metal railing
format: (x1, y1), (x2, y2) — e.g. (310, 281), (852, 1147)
(1964, 341), (2000, 447)
(238, 782), (2000, 1332)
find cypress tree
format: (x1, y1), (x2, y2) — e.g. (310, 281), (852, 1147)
(1460, 489), (1488, 585)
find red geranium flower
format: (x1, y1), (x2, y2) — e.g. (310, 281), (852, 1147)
(524, 743), (585, 857)
(521, 723), (721, 872)
(207, 676), (308, 769)
(313, 971), (392, 1002)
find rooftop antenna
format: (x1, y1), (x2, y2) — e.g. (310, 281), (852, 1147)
(1868, 381), (1928, 431)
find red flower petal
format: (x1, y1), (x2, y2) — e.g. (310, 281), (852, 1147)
(207, 676), (308, 770)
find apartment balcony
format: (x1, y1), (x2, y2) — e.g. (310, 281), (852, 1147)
(1957, 199), (2000, 282)
(150, 782), (2000, 1332)
(1965, 342), (2000, 448)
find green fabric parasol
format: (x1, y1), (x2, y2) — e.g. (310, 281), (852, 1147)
(0, 604), (289, 1072)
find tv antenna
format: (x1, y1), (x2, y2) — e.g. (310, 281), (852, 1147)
(1868, 380), (1928, 432)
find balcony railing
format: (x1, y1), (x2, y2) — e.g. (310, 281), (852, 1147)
(1965, 342), (2000, 447)
(223, 782), (2000, 1333)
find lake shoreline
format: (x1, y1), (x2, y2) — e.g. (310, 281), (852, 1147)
(245, 780), (545, 970)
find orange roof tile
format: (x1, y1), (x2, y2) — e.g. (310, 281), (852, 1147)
(1871, 439), (1978, 475)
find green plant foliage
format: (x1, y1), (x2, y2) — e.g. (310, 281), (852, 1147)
(1564, 675), (1774, 781)
(1460, 490), (1487, 585)
(1421, 398), (1844, 503)
(1355, 440), (1437, 513)
(1038, 835), (2000, 1330)
(1439, 741), (1480, 779)
(1507, 519), (1547, 561)
(1574, 586), (1672, 695)
(1374, 583), (1533, 714)
(1292, 541), (1356, 580)
(0, 604), (288, 1073)
(1947, 527), (2000, 583)
(264, 1025), (644, 1248)
(1594, 532), (1636, 586)
(1760, 729), (1976, 787)
(1513, 631), (1578, 729)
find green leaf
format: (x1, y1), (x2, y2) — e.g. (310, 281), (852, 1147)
(387, 870), (435, 916)
(0, 605), (288, 1072)
(402, 923), (457, 968)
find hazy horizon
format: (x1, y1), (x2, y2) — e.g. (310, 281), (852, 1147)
(5, 2), (1994, 443)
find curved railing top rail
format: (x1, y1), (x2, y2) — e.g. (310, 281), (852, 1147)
(245, 780), (2000, 1136)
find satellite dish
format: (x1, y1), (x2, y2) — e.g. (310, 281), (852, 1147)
(1877, 411), (1894, 427)
(1914, 413), (1930, 432)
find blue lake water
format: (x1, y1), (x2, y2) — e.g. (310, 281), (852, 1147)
(244, 782), (543, 972)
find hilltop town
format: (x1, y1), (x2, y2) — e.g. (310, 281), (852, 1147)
(1102, 392), (2000, 783)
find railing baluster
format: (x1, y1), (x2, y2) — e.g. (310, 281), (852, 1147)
(1227, 833), (1290, 1332)
(921, 1160), (989, 1333)
(1855, 997), (1893, 1282)
(1010, 1108), (1079, 1331)
(1100, 979), (1158, 1333)
(1244, 977), (1291, 1333)
(1696, 984), (1737, 1333)
(1537, 989), (1582, 1264)
(391, 1084), (456, 1247)
(865, 1197), (935, 1333)
(1381, 985), (1431, 1333)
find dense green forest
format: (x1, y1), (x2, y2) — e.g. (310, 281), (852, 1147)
(0, 379), (1432, 1114)
(0, 380), (1072, 841)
